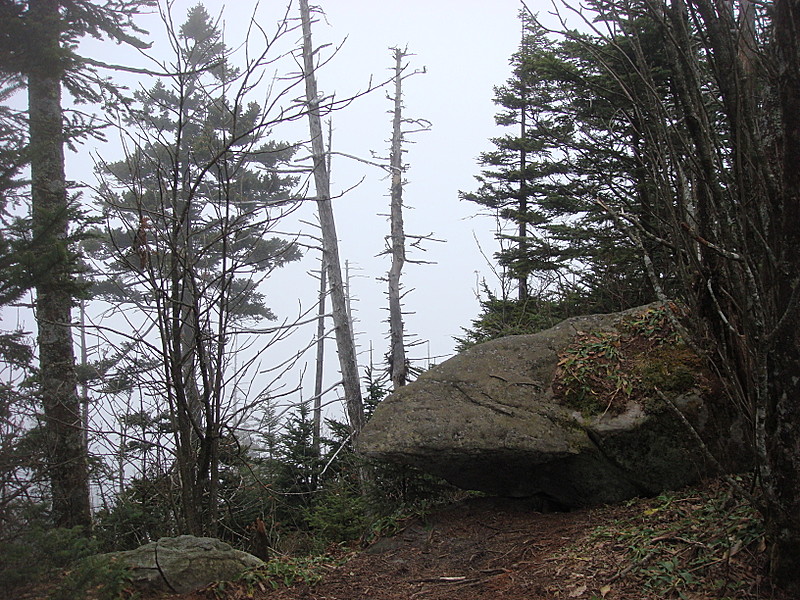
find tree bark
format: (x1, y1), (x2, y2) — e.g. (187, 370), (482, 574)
(299, 0), (365, 440)
(388, 48), (409, 391)
(517, 25), (529, 303)
(312, 122), (334, 480)
(312, 252), (326, 465)
(28, 0), (91, 529)
(763, 0), (800, 590)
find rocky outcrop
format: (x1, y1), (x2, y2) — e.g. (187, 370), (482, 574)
(361, 304), (750, 507)
(99, 535), (264, 594)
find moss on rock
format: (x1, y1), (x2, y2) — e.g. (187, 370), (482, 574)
(553, 304), (714, 416)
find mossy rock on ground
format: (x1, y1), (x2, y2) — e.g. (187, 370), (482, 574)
(97, 535), (264, 594)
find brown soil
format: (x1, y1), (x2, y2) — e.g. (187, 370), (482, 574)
(21, 479), (789, 600)
(163, 479), (786, 600)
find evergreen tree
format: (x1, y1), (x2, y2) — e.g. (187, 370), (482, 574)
(274, 401), (318, 501)
(0, 113), (46, 530)
(0, 83), (32, 368)
(548, 9), (680, 311)
(461, 14), (572, 303)
(91, 4), (301, 536)
(462, 9), (684, 343)
(0, 0), (154, 529)
(454, 286), (571, 350)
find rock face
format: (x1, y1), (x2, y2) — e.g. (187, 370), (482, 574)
(361, 304), (750, 507)
(100, 535), (264, 594)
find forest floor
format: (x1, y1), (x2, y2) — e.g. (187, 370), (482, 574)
(149, 478), (787, 600)
(19, 478), (791, 600)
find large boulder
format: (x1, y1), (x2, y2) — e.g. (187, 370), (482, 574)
(99, 535), (264, 594)
(361, 304), (750, 507)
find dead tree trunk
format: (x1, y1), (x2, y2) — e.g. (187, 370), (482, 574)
(299, 0), (365, 441)
(387, 48), (409, 390)
(384, 48), (430, 390)
(311, 250), (326, 487)
(312, 122), (333, 477)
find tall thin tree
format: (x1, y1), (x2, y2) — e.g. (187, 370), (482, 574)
(14, 0), (154, 529)
(385, 47), (429, 390)
(387, 47), (408, 391)
(27, 0), (91, 529)
(299, 0), (365, 441)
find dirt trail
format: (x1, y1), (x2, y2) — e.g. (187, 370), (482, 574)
(235, 487), (785, 600)
(29, 480), (782, 600)
(242, 497), (594, 600)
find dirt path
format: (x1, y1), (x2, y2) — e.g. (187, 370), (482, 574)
(27, 479), (783, 600)
(285, 498), (599, 600)
(237, 486), (785, 600)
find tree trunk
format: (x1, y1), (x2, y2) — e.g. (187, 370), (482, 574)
(312, 122), (334, 484)
(517, 40), (529, 303)
(28, 0), (91, 529)
(299, 0), (365, 440)
(388, 48), (409, 391)
(764, 350), (800, 592)
(312, 251), (326, 478)
(763, 0), (800, 590)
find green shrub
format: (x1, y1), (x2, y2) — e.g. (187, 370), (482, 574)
(306, 479), (368, 547)
(456, 288), (570, 350)
(0, 524), (99, 591)
(223, 554), (344, 594)
(93, 476), (178, 552)
(50, 555), (133, 600)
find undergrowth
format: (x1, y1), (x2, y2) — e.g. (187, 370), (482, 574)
(0, 521), (136, 600)
(213, 553), (348, 597)
(50, 556), (134, 600)
(208, 487), (457, 598)
(578, 478), (768, 599)
(553, 303), (710, 416)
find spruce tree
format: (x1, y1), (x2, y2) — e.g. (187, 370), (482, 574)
(91, 4), (301, 535)
(461, 15), (572, 303)
(462, 10), (677, 336)
(0, 0), (154, 529)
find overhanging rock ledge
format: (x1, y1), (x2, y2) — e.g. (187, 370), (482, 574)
(360, 304), (750, 507)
